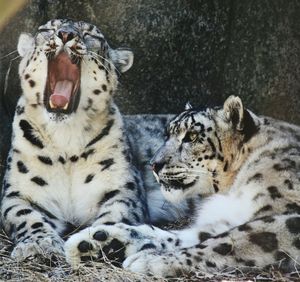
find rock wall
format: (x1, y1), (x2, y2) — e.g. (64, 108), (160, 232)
(0, 0), (299, 173)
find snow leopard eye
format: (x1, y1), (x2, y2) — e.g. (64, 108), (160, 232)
(182, 131), (198, 143)
(37, 28), (55, 39)
(83, 33), (106, 51)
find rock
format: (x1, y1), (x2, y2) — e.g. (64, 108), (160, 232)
(0, 0), (299, 177)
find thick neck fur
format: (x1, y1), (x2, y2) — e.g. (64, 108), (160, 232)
(214, 115), (300, 194)
(213, 114), (265, 193)
(15, 96), (121, 156)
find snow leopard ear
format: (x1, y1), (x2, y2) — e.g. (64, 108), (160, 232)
(110, 48), (134, 73)
(18, 33), (35, 57)
(223, 95), (245, 131)
(185, 102), (193, 110)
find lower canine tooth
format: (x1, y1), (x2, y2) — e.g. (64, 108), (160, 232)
(49, 100), (56, 109)
(63, 103), (69, 110)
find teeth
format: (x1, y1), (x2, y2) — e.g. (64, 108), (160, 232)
(49, 100), (56, 109)
(49, 100), (69, 110)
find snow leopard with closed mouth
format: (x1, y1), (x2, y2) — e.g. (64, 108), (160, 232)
(66, 96), (300, 277)
(1, 19), (186, 262)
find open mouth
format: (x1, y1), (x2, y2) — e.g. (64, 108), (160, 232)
(45, 52), (80, 114)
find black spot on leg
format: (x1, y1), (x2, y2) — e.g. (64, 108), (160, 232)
(30, 202), (57, 220)
(6, 191), (20, 198)
(81, 149), (95, 160)
(199, 232), (212, 242)
(246, 173), (263, 184)
(3, 205), (17, 218)
(86, 120), (114, 147)
(29, 80), (36, 87)
(249, 232), (278, 252)
(19, 120), (44, 149)
(70, 155), (79, 162)
(58, 156), (66, 164)
(31, 177), (48, 186)
(284, 179), (293, 190)
(214, 231), (229, 239)
(213, 243), (233, 255)
(125, 182), (135, 190)
(186, 259), (192, 266)
(84, 174), (95, 184)
(31, 222), (43, 229)
(3, 183), (11, 193)
(43, 217), (56, 229)
(238, 224), (252, 232)
(16, 209), (32, 216)
(17, 230), (28, 239)
(255, 205), (273, 216)
(206, 260), (216, 267)
(97, 211), (111, 219)
(121, 218), (133, 225)
(37, 156), (53, 165)
(17, 161), (29, 173)
(98, 190), (120, 206)
(286, 217), (300, 234)
(195, 243), (207, 249)
(93, 89), (101, 95)
(102, 84), (107, 91)
(285, 203), (300, 214)
(213, 184), (219, 192)
(267, 186), (282, 199)
(16, 222), (26, 231)
(103, 221), (115, 225)
(16, 106), (25, 115)
(99, 158), (114, 171)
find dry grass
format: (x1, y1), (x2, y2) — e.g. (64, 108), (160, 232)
(0, 229), (299, 282)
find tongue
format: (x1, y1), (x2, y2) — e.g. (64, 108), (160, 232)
(50, 80), (73, 109)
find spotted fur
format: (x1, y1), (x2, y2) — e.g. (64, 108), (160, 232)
(70, 96), (300, 277)
(1, 19), (188, 261)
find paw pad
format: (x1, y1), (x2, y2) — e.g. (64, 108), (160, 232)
(77, 241), (93, 252)
(93, 231), (108, 241)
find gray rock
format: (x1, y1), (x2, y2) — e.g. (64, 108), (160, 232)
(0, 0), (299, 177)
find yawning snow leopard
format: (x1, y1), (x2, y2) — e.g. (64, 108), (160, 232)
(0, 19), (187, 261)
(65, 96), (300, 277)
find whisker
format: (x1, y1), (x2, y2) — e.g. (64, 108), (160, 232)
(187, 169), (213, 174)
(4, 55), (21, 97)
(88, 50), (121, 77)
(0, 50), (18, 60)
(88, 53), (115, 78)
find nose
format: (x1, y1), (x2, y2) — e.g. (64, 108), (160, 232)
(58, 30), (75, 44)
(151, 161), (165, 174)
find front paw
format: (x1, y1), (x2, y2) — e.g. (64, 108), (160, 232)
(64, 223), (159, 268)
(11, 235), (64, 261)
(123, 250), (186, 277)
